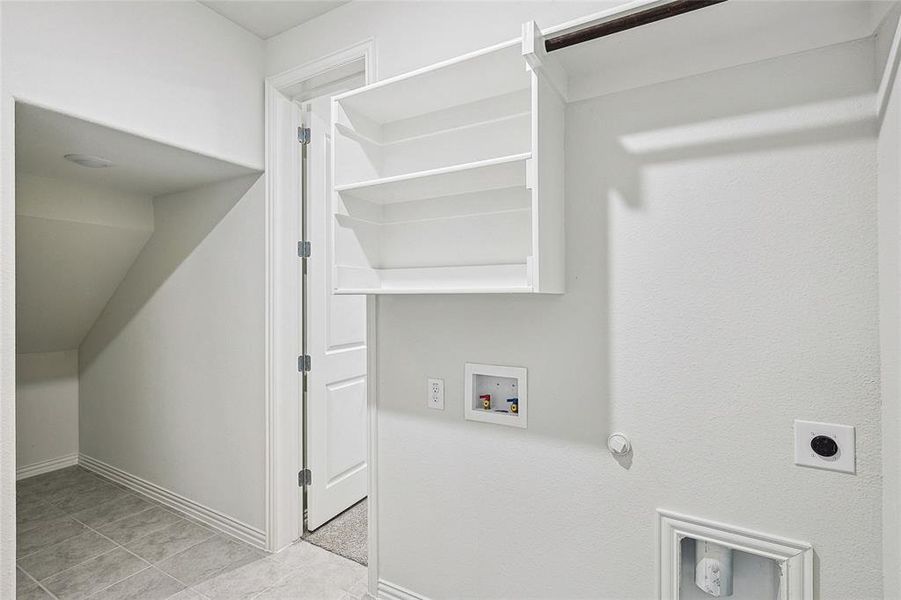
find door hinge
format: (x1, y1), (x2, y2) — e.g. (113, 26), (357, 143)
(298, 126), (311, 145)
(297, 241), (311, 258)
(298, 354), (311, 373)
(298, 469), (312, 487)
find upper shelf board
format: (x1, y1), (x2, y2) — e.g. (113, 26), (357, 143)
(334, 40), (529, 124)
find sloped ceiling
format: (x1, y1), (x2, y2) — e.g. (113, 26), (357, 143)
(16, 104), (257, 196)
(16, 201), (153, 354)
(15, 104), (261, 354)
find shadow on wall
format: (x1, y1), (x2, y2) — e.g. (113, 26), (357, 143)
(377, 38), (879, 455)
(78, 173), (262, 369)
(599, 38), (877, 212)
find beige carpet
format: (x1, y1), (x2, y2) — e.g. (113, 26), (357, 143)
(303, 498), (368, 565)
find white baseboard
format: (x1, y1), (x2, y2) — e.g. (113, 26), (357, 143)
(78, 454), (266, 549)
(378, 580), (430, 600)
(17, 454), (78, 480)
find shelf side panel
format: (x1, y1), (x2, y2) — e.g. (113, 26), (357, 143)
(533, 71), (566, 293)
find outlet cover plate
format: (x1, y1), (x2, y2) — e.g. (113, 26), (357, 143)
(427, 378), (444, 410)
(794, 420), (855, 474)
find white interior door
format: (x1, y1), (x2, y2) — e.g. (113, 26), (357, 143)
(269, 87), (305, 549)
(305, 95), (368, 531)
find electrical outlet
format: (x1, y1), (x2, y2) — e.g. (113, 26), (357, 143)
(794, 420), (855, 474)
(427, 378), (444, 410)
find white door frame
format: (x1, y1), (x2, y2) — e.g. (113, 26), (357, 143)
(0, 4), (16, 590)
(263, 38), (379, 592)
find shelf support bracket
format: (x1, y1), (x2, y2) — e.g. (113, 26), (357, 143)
(522, 21), (569, 103)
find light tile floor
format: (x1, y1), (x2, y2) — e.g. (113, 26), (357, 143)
(16, 467), (369, 600)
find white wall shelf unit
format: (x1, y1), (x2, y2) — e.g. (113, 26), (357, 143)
(331, 34), (565, 294)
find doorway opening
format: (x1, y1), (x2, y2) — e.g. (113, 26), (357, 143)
(299, 90), (369, 565)
(264, 39), (376, 589)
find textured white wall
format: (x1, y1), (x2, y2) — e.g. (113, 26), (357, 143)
(270, 5), (882, 597)
(376, 40), (880, 599)
(15, 351), (78, 471)
(79, 174), (266, 530)
(0, 5), (14, 595)
(878, 23), (901, 600)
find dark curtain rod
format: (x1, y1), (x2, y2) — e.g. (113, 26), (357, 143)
(544, 0), (728, 53)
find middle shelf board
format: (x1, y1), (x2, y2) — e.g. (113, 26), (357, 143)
(333, 153), (531, 204)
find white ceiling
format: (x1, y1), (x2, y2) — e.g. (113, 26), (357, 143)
(199, 1), (349, 39)
(16, 104), (258, 197)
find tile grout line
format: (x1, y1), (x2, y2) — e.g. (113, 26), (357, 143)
(95, 516), (221, 577)
(90, 470), (269, 558)
(80, 565), (155, 600)
(152, 563), (206, 598)
(56, 519), (158, 598)
(76, 486), (212, 600)
(82, 474), (232, 595)
(71, 491), (147, 517)
(19, 469), (271, 600)
(15, 516), (91, 561)
(115, 517), (218, 553)
(40, 478), (124, 513)
(18, 565), (61, 600)
(34, 546), (125, 589)
(184, 557), (258, 597)
(86, 508), (187, 546)
(17, 503), (141, 563)
(190, 555), (290, 600)
(69, 504), (154, 531)
(17, 531), (108, 572)
(89, 472), (228, 544)
(17, 495), (157, 568)
(245, 568), (296, 600)
(15, 469), (148, 588)
(81, 501), (219, 598)
(29, 512), (150, 590)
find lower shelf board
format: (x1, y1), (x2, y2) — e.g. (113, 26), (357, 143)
(334, 263), (533, 294)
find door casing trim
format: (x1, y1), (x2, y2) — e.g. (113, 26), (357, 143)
(263, 38), (378, 596)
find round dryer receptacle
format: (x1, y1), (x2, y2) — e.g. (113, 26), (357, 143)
(810, 435), (839, 458)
